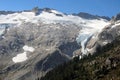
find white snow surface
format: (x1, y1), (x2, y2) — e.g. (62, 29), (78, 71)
(0, 10), (108, 26)
(12, 45), (35, 63)
(111, 22), (120, 28)
(51, 10), (64, 15)
(23, 45), (35, 52)
(12, 52), (27, 63)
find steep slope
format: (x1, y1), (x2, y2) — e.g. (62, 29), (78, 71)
(41, 36), (120, 80)
(0, 8), (109, 80)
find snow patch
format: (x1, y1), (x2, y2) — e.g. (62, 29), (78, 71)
(0, 29), (5, 35)
(12, 52), (27, 63)
(51, 10), (64, 15)
(103, 40), (108, 45)
(23, 45), (35, 52)
(12, 45), (35, 63)
(111, 22), (120, 28)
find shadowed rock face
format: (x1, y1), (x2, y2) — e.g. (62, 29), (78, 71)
(58, 41), (80, 57)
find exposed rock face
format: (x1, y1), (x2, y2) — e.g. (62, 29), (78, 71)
(0, 22), (81, 80)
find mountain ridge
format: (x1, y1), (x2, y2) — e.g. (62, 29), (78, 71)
(0, 7), (110, 20)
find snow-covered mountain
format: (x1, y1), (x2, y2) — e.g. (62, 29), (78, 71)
(0, 8), (118, 80)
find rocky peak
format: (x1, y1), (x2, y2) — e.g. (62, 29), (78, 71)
(73, 12), (110, 20)
(111, 13), (120, 22)
(0, 11), (15, 15)
(32, 7), (41, 15)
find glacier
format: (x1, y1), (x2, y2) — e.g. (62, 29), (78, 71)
(0, 9), (109, 56)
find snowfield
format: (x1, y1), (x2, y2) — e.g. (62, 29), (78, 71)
(12, 45), (35, 63)
(0, 10), (109, 26)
